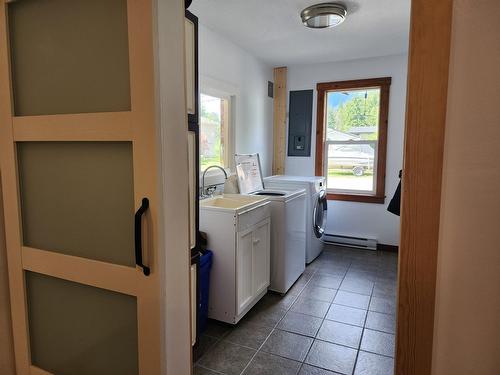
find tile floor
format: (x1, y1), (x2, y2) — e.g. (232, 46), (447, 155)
(193, 245), (398, 375)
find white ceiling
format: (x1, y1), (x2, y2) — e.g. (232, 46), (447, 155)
(189, 0), (411, 66)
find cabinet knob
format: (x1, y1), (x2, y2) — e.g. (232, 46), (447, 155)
(253, 238), (260, 244)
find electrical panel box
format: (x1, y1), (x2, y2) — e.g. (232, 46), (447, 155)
(288, 90), (313, 157)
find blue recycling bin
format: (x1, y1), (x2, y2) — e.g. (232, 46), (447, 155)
(198, 250), (213, 334)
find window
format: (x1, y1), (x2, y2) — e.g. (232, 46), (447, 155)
(200, 93), (230, 171)
(315, 77), (391, 203)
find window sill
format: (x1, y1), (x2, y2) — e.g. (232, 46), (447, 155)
(327, 193), (385, 204)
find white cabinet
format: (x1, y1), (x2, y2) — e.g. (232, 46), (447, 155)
(252, 221), (271, 297)
(200, 196), (271, 324)
(236, 220), (270, 316)
(236, 230), (253, 314)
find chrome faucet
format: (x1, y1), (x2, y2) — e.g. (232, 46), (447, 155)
(201, 165), (228, 198)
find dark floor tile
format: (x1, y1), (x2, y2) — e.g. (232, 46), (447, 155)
(354, 351), (394, 375)
(291, 297), (331, 318)
(204, 319), (232, 338)
(339, 278), (374, 295)
(349, 262), (379, 273)
(317, 266), (348, 277)
(334, 290), (371, 309)
(288, 276), (309, 296)
(369, 296), (396, 315)
(260, 292), (298, 310)
(299, 364), (340, 374)
(306, 259), (321, 270)
(305, 340), (357, 374)
(312, 275), (343, 289)
(377, 272), (397, 283)
(243, 352), (301, 375)
(301, 285), (337, 302)
(365, 311), (396, 334)
(360, 329), (395, 357)
(345, 270), (378, 282)
(302, 267), (316, 279)
(224, 320), (273, 349)
(372, 281), (397, 298)
(317, 262), (349, 275)
(245, 302), (288, 328)
(377, 268), (398, 279)
(316, 320), (363, 349)
(326, 304), (367, 327)
(261, 329), (313, 362)
(193, 334), (219, 362)
(198, 341), (255, 375)
(278, 311), (323, 337)
(193, 366), (219, 375)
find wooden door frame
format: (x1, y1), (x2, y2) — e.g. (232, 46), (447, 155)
(395, 0), (453, 374)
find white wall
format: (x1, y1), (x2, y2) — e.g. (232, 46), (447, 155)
(285, 54), (408, 245)
(432, 1), (500, 373)
(197, 23), (274, 176)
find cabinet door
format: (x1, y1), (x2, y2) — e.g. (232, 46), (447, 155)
(187, 131), (196, 249)
(252, 219), (270, 296)
(236, 230), (253, 315)
(184, 13), (197, 122)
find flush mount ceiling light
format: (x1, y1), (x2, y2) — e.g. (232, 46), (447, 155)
(300, 3), (347, 29)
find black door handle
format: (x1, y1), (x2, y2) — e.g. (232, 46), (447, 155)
(134, 198), (151, 276)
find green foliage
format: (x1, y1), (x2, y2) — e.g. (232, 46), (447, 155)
(201, 105), (220, 122)
(327, 91), (380, 133)
(201, 101), (220, 123)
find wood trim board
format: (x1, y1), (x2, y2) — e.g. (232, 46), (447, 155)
(395, 0), (453, 374)
(0, 2), (31, 373)
(12, 112), (133, 141)
(326, 193), (385, 204)
(272, 67), (287, 175)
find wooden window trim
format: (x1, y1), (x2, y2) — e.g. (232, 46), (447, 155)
(315, 77), (391, 203)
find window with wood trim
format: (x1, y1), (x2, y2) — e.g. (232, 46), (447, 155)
(315, 77), (391, 203)
(200, 93), (231, 171)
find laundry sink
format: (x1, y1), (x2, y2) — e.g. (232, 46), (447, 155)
(199, 193), (271, 324)
(200, 194), (268, 212)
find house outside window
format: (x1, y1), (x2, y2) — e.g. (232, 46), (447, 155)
(315, 77), (391, 203)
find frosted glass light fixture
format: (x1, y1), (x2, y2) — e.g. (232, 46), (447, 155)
(301, 3), (348, 29)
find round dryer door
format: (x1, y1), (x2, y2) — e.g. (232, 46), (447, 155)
(313, 190), (328, 238)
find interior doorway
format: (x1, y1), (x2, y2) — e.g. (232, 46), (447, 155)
(189, 0), (453, 374)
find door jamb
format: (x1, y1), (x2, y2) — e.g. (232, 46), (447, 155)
(396, 0), (453, 374)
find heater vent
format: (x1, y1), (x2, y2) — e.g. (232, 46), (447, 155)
(323, 233), (377, 250)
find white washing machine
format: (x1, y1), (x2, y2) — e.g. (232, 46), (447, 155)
(264, 175), (328, 264)
(235, 154), (306, 294)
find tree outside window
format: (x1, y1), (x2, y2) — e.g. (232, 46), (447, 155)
(200, 93), (229, 171)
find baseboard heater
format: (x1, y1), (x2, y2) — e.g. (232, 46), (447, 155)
(323, 233), (378, 250)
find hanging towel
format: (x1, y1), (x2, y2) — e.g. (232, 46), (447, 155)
(387, 170), (402, 216)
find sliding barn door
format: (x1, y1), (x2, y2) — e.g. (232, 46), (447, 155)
(0, 0), (164, 374)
